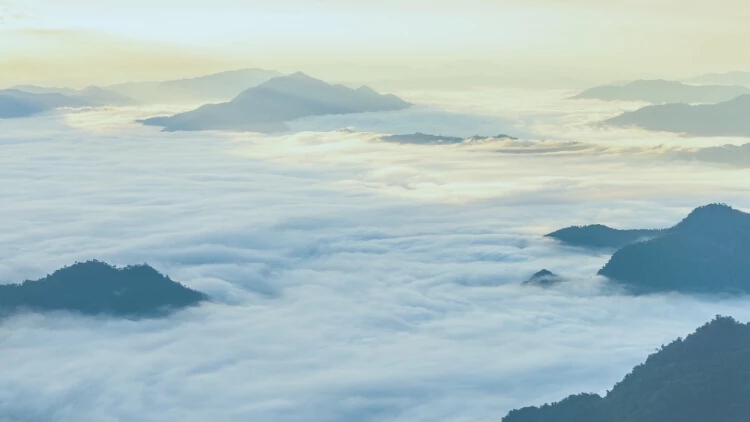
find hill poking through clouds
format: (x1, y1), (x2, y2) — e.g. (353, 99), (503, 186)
(599, 204), (750, 294)
(0, 261), (208, 318)
(141, 72), (412, 132)
(548, 204), (750, 295)
(503, 316), (750, 422)
(522, 270), (564, 287)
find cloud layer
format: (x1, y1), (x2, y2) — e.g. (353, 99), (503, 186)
(2, 99), (750, 421)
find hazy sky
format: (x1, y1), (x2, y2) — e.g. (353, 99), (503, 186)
(2, 0), (750, 87)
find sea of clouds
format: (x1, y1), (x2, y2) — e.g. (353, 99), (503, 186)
(1, 92), (750, 421)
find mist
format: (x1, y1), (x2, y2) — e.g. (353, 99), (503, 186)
(2, 89), (750, 420)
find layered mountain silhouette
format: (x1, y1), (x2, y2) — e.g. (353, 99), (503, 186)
(691, 143), (750, 167)
(522, 270), (564, 287)
(503, 316), (750, 422)
(604, 94), (750, 137)
(574, 80), (750, 104)
(107, 68), (282, 104)
(10, 85), (135, 106)
(6, 68), (279, 107)
(686, 71), (750, 87)
(546, 225), (663, 249)
(141, 72), (412, 132)
(0, 89), (91, 118)
(599, 204), (750, 294)
(0, 260), (207, 317)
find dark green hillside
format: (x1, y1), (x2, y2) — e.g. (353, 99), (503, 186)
(503, 316), (750, 422)
(546, 224), (662, 249)
(0, 260), (207, 318)
(599, 204), (750, 294)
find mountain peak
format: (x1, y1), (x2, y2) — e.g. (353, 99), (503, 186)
(598, 203), (750, 294)
(355, 86), (378, 94)
(532, 269), (554, 278)
(39, 260), (159, 283)
(253, 72), (330, 92)
(287, 71), (319, 81)
(674, 203), (746, 232)
(684, 202), (736, 217)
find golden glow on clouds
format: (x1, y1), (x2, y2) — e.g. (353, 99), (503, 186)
(1, 0), (749, 87)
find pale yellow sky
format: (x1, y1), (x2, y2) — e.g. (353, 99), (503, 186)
(1, 0), (749, 87)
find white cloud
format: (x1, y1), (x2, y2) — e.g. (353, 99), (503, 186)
(1, 100), (750, 421)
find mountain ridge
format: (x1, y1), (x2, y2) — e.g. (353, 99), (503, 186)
(546, 224), (663, 249)
(0, 89), (92, 118)
(141, 72), (412, 132)
(598, 203), (750, 294)
(9, 85), (136, 106)
(0, 260), (208, 318)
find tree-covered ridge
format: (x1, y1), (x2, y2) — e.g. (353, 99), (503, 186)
(503, 316), (750, 422)
(546, 203), (750, 294)
(0, 260), (208, 317)
(599, 203), (750, 294)
(545, 224), (663, 249)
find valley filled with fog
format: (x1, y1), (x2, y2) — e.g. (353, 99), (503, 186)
(2, 85), (750, 421)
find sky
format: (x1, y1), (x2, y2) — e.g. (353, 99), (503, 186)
(2, 0), (750, 87)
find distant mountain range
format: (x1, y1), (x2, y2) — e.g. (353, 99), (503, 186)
(503, 316), (750, 422)
(686, 71), (750, 87)
(11, 85), (135, 106)
(546, 225), (663, 249)
(106, 68), (281, 104)
(0, 89), (92, 119)
(574, 80), (750, 104)
(141, 72), (412, 133)
(604, 94), (750, 137)
(3, 68), (280, 110)
(0, 260), (207, 318)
